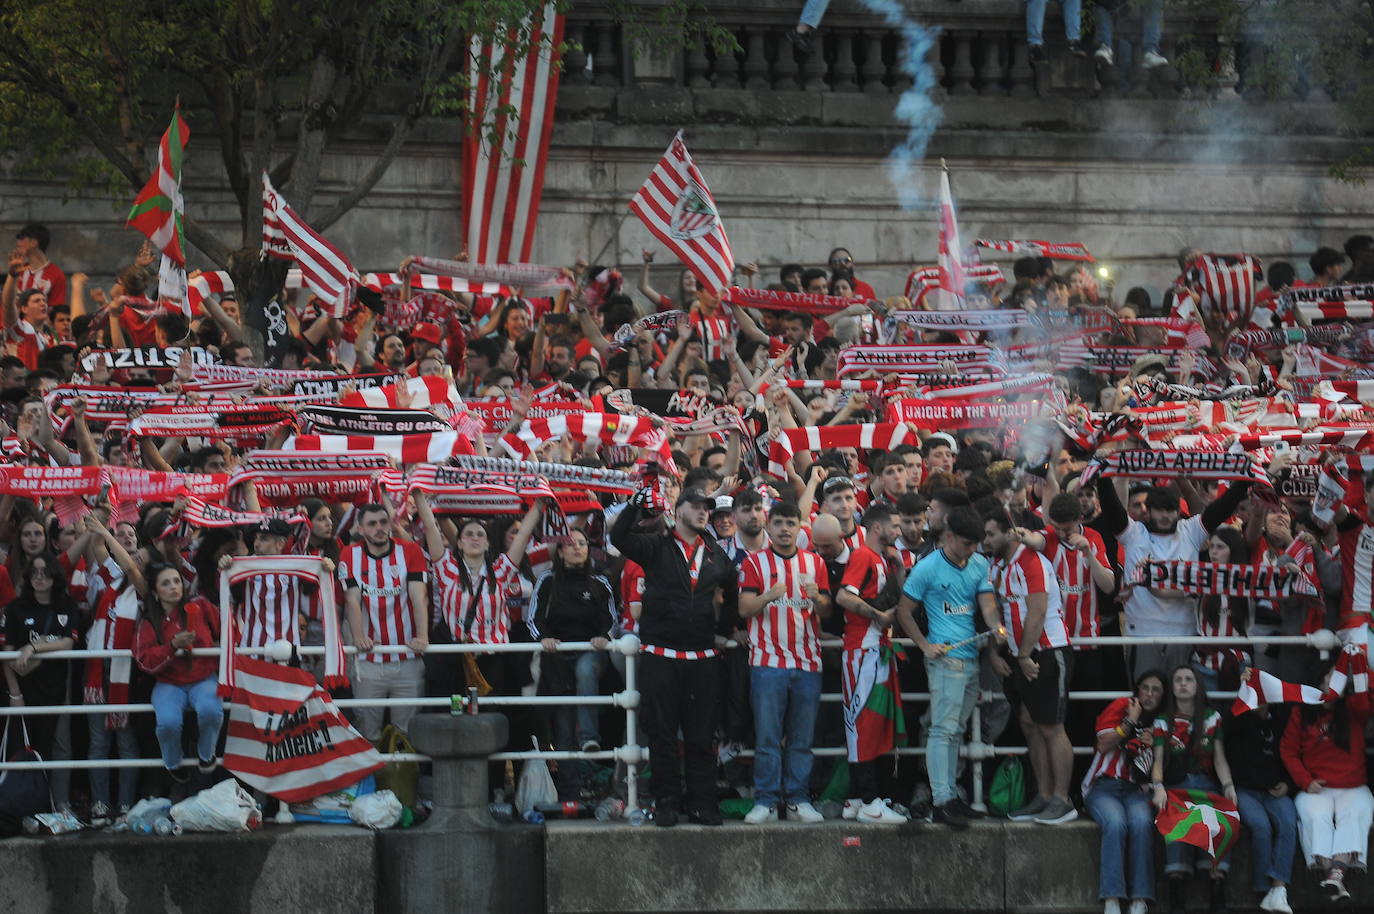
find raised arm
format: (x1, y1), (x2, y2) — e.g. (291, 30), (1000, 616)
(505, 499), (545, 567)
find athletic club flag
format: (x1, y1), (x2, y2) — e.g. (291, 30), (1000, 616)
(222, 656), (383, 803)
(1231, 669), (1324, 716)
(629, 132), (734, 293)
(462, 2), (565, 263)
(1156, 788), (1240, 862)
(261, 172), (356, 316)
(934, 167), (968, 311)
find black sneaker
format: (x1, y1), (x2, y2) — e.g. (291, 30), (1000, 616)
(786, 28), (813, 57)
(654, 804), (679, 828)
(949, 797), (986, 819)
(931, 802), (970, 830)
(1067, 40), (1086, 57)
(1029, 44), (1049, 64)
(688, 807), (723, 826)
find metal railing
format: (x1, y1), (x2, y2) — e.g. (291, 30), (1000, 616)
(0, 630), (1350, 818)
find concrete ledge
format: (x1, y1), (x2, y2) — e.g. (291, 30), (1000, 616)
(0, 825), (376, 914)
(544, 818), (1374, 914)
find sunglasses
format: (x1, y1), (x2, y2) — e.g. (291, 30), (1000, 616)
(830, 256), (853, 265)
(822, 476), (855, 494)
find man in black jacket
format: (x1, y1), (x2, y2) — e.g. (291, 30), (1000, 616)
(611, 485), (739, 827)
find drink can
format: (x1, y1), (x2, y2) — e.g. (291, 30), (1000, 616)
(450, 694), (465, 716)
(466, 686), (479, 715)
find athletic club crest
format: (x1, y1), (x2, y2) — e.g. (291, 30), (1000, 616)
(669, 181), (719, 240)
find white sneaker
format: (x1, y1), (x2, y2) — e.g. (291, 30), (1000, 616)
(743, 803), (777, 825)
(1259, 886), (1291, 913)
(273, 806), (295, 825)
(1143, 51), (1169, 69)
(858, 798), (906, 824)
(842, 798), (863, 820)
(1095, 45), (1114, 66)
(787, 801), (825, 824)
(1103, 900), (1122, 914)
(89, 801), (111, 827)
(1127, 900), (1147, 914)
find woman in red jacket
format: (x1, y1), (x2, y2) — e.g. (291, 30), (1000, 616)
(133, 563), (223, 784)
(1280, 662), (1373, 901)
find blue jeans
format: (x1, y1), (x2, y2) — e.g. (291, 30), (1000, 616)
(799, 0), (829, 29)
(925, 655), (979, 806)
(750, 666), (822, 808)
(151, 677), (223, 771)
(1027, 0), (1083, 45)
(553, 651), (610, 751)
(88, 714), (139, 810)
(1166, 773), (1231, 874)
(1095, 0), (1163, 55)
(1086, 779), (1156, 901)
(1236, 787), (1297, 891)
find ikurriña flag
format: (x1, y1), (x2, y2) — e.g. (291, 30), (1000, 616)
(223, 656), (382, 803)
(1156, 788), (1240, 861)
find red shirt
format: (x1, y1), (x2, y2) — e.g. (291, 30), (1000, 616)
(339, 538), (428, 662)
(15, 261), (67, 308)
(133, 597), (221, 685)
(619, 560), (645, 635)
(1041, 525), (1110, 643)
(1281, 696), (1372, 790)
(839, 544), (892, 651)
(739, 547), (830, 672)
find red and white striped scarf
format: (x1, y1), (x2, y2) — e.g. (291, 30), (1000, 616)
(1229, 324), (1350, 353)
(499, 413), (671, 466)
(449, 453), (637, 494)
(339, 375), (462, 411)
(767, 423), (914, 478)
(904, 264), (1006, 303)
(974, 239), (1094, 261)
(885, 308), (1031, 332)
(1237, 428), (1374, 451)
(362, 271), (510, 296)
(218, 554), (346, 694)
(1082, 450), (1271, 487)
(285, 432), (474, 465)
(1297, 301), (1374, 322)
(186, 270), (233, 314)
(231, 450), (392, 505)
(887, 397), (1048, 429)
(191, 362), (331, 386)
(721, 286), (866, 316)
(1187, 253), (1262, 327)
(104, 467), (231, 502)
(1323, 645), (1371, 701)
(127, 404), (295, 441)
(1232, 670), (1324, 716)
(407, 462), (555, 500)
(610, 310), (683, 348)
(1130, 560), (1318, 600)
(0, 465), (105, 497)
(1292, 343), (1371, 378)
(406, 256), (574, 297)
(836, 344), (1005, 378)
(183, 496), (309, 530)
(84, 586), (139, 730)
(917, 373), (1055, 401)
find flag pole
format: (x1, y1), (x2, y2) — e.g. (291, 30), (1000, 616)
(588, 208), (632, 267)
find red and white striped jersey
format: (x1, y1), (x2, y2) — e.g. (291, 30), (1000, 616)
(690, 312), (733, 361)
(339, 539), (428, 662)
(839, 544), (894, 651)
(991, 545), (1068, 656)
(1041, 525), (1110, 644)
(431, 552), (521, 645)
(843, 524), (867, 553)
(619, 559), (645, 635)
(236, 572), (308, 653)
(1081, 696), (1151, 794)
(739, 548), (831, 672)
(1337, 512), (1374, 618)
(1193, 597), (1250, 673)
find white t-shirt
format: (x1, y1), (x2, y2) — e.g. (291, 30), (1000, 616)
(1118, 514), (1209, 636)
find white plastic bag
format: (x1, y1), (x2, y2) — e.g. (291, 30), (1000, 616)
(349, 789), (402, 829)
(171, 779), (262, 832)
(514, 737), (556, 814)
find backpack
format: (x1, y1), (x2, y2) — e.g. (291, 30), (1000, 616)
(987, 756), (1026, 817)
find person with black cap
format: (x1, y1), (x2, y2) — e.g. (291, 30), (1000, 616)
(611, 484), (738, 827)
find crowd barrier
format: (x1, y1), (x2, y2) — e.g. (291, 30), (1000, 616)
(0, 631), (1353, 815)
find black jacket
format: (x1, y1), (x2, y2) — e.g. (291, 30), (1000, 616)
(527, 566), (617, 643)
(610, 505), (738, 651)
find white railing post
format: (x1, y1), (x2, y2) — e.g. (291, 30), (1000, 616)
(612, 633), (642, 810)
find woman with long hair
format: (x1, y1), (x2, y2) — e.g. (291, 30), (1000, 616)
(1281, 658), (1373, 901)
(1151, 665), (1237, 914)
(1083, 669), (1167, 914)
(132, 562), (223, 787)
(1192, 527), (1252, 704)
(2, 552), (79, 764)
(528, 528), (618, 798)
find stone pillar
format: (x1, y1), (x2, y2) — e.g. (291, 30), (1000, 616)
(949, 33), (976, 96)
(862, 32), (888, 95)
(831, 30), (860, 92)
(977, 34), (1006, 97)
(774, 28), (801, 90)
(1008, 41), (1034, 98)
(378, 714), (545, 914)
(742, 28), (771, 90)
(685, 31), (712, 88)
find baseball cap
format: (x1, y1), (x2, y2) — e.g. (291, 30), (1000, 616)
(711, 495), (734, 514)
(675, 488), (715, 508)
(413, 322), (442, 345)
(258, 518), (293, 538)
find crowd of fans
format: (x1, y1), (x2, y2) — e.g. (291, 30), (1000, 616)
(3, 220), (1374, 913)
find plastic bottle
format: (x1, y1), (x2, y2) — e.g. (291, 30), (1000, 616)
(153, 816), (181, 836)
(626, 807), (649, 827)
(534, 801), (593, 819)
(21, 817), (40, 835)
(594, 797), (626, 821)
(489, 802), (515, 823)
(521, 809), (545, 825)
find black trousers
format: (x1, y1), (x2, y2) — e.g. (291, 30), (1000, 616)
(640, 653), (720, 811)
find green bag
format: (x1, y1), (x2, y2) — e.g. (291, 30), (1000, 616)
(987, 757), (1026, 817)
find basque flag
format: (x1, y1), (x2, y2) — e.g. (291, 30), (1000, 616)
(1156, 788), (1240, 863)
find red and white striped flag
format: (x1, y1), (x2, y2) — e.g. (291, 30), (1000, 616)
(500, 412), (671, 466)
(222, 656), (381, 802)
(934, 168), (968, 311)
(767, 423), (915, 479)
(462, 3), (565, 264)
(1231, 669), (1324, 716)
(629, 131), (734, 293)
(339, 375), (462, 412)
(903, 264), (1007, 305)
(1187, 253), (1262, 327)
(261, 172), (355, 316)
